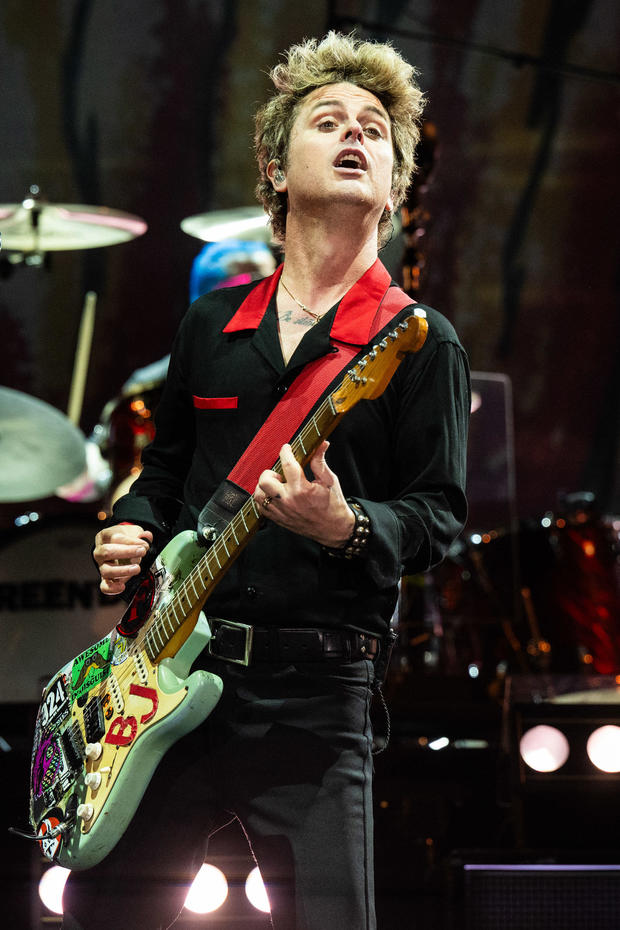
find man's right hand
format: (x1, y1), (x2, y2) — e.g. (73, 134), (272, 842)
(93, 524), (153, 595)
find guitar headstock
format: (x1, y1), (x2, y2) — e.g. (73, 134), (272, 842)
(331, 310), (428, 412)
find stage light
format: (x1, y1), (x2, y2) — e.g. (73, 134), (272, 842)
(519, 725), (570, 772)
(586, 725), (620, 773)
(39, 865), (70, 914)
(184, 863), (228, 914)
(428, 736), (450, 751)
(245, 866), (271, 913)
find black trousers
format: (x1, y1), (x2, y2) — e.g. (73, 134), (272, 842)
(61, 656), (377, 930)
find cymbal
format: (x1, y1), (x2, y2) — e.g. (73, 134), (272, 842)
(181, 207), (272, 243)
(0, 388), (86, 502)
(0, 200), (148, 252)
(181, 205), (403, 243)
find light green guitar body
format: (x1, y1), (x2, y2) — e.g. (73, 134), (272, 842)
(30, 531), (223, 870)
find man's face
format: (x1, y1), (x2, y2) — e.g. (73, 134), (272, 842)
(281, 82), (394, 221)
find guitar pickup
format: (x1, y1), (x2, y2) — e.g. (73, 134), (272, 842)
(83, 696), (106, 744)
(61, 726), (85, 772)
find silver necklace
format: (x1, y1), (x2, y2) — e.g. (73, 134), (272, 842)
(280, 279), (326, 323)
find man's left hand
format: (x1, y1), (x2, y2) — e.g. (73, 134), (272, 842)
(254, 441), (355, 548)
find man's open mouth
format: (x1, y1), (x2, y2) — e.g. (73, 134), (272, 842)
(334, 150), (367, 170)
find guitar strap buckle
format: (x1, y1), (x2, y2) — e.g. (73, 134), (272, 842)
(208, 618), (254, 666)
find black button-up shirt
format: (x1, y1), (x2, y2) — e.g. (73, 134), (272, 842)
(113, 259), (470, 639)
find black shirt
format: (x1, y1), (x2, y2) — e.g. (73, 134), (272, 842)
(112, 259), (470, 639)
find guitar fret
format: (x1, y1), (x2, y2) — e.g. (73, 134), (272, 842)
(188, 572), (200, 600)
(145, 634), (156, 662)
(151, 625), (164, 652)
(170, 600), (183, 627)
(161, 609), (174, 636)
(194, 568), (205, 598)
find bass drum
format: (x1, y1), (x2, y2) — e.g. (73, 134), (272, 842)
(0, 518), (123, 703)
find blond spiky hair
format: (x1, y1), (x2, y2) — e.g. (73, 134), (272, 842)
(254, 31), (425, 246)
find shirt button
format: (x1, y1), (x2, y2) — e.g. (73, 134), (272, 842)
(246, 586), (257, 598)
(276, 384), (287, 395)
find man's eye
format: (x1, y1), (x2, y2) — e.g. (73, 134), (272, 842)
(318, 120), (337, 130)
(365, 126), (383, 138)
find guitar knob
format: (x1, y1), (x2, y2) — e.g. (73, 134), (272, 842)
(84, 742), (102, 761)
(84, 772), (102, 790)
(76, 803), (94, 822)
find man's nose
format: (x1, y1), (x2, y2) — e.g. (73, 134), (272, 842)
(343, 121), (364, 143)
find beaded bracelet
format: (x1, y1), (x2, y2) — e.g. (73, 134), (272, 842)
(324, 499), (371, 560)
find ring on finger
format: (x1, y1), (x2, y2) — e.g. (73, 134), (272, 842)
(262, 496), (272, 508)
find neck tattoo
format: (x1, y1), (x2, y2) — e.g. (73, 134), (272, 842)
(280, 279), (326, 324)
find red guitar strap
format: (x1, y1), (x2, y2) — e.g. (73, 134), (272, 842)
(227, 284), (415, 494)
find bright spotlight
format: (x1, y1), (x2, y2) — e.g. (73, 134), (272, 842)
(245, 866), (271, 913)
(586, 725), (620, 773)
(184, 863), (228, 914)
(39, 865), (70, 914)
(520, 725), (570, 772)
(428, 736), (450, 751)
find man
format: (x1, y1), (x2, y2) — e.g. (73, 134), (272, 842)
(63, 32), (469, 930)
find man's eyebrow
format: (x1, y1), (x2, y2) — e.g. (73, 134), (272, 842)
(308, 98), (389, 121)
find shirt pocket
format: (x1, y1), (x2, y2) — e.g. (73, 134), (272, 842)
(193, 395), (238, 410)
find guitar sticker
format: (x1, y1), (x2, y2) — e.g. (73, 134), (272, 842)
(129, 683), (159, 723)
(111, 630), (131, 666)
(116, 571), (155, 636)
(37, 809), (63, 860)
(40, 675), (70, 729)
(71, 637), (112, 701)
(105, 714), (138, 746)
(32, 733), (66, 799)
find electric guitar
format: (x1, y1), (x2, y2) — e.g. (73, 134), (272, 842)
(24, 310), (428, 870)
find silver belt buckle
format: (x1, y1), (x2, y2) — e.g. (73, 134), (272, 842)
(208, 618), (254, 666)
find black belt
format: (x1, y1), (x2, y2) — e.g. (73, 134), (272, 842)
(207, 618), (380, 666)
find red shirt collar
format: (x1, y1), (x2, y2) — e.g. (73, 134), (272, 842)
(222, 258), (392, 346)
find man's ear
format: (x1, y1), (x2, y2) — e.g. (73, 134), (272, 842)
(267, 160), (287, 192)
(385, 193), (394, 213)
